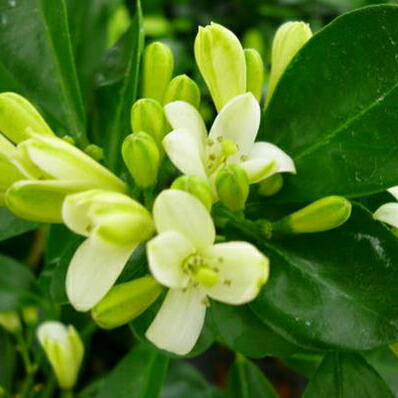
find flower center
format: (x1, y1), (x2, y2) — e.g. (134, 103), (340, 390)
(183, 253), (219, 287)
(205, 136), (239, 175)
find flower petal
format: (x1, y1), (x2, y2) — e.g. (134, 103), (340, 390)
(208, 93), (260, 161)
(147, 231), (194, 288)
(164, 101), (207, 153)
(145, 288), (207, 355)
(163, 129), (208, 179)
(66, 237), (136, 312)
(374, 203), (398, 228)
(240, 159), (278, 184)
(203, 242), (269, 304)
(153, 189), (215, 249)
(387, 186), (398, 201)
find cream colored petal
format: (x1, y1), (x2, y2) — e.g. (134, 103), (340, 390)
(153, 189), (215, 249)
(66, 238), (136, 312)
(387, 186), (398, 201)
(147, 231), (194, 288)
(145, 287), (207, 355)
(203, 242), (269, 305)
(374, 203), (398, 229)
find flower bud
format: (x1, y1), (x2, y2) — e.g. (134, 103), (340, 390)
(22, 306), (39, 326)
(163, 75), (201, 109)
(0, 311), (21, 333)
(273, 196), (352, 234)
(0, 93), (54, 143)
(37, 322), (84, 389)
(122, 132), (160, 188)
(142, 42), (174, 102)
(91, 276), (163, 329)
(171, 175), (213, 211)
(131, 99), (170, 147)
(258, 174), (283, 197)
(266, 22), (312, 107)
(0, 154), (24, 205)
(194, 23), (246, 111)
(215, 164), (249, 212)
(84, 144), (104, 161)
(244, 49), (264, 102)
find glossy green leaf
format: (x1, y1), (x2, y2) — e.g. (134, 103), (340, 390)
(303, 353), (394, 398)
(161, 361), (221, 398)
(0, 254), (42, 311)
(248, 204), (398, 350)
(96, 344), (169, 398)
(0, 208), (38, 242)
(210, 302), (299, 358)
(92, 0), (143, 172)
(225, 356), (278, 398)
(261, 5), (398, 202)
(0, 0), (86, 140)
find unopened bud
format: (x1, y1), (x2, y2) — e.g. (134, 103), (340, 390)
(142, 42), (174, 102)
(273, 196), (352, 234)
(194, 23), (246, 111)
(91, 276), (163, 329)
(215, 164), (249, 212)
(84, 144), (104, 161)
(258, 174), (283, 197)
(22, 306), (39, 325)
(0, 93), (54, 143)
(122, 132), (159, 188)
(131, 99), (170, 147)
(164, 75), (201, 109)
(244, 49), (264, 101)
(0, 154), (24, 205)
(0, 311), (21, 333)
(37, 322), (84, 389)
(266, 22), (312, 107)
(171, 175), (213, 211)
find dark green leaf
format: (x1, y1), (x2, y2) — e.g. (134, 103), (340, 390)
(0, 254), (42, 310)
(0, 0), (86, 140)
(0, 329), (16, 392)
(210, 302), (299, 358)
(96, 344), (169, 398)
(261, 5), (398, 202)
(161, 360), (221, 398)
(0, 208), (38, 242)
(283, 352), (323, 379)
(225, 356), (278, 398)
(92, 0), (143, 172)
(303, 353), (394, 398)
(249, 204), (398, 350)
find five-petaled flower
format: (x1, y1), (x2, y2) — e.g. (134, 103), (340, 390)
(145, 189), (269, 355)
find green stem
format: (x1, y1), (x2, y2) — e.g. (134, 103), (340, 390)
(60, 389), (74, 398)
(143, 188), (154, 210)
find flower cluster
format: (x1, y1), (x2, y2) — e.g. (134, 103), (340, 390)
(0, 21), (353, 360)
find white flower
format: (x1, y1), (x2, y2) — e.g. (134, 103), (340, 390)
(145, 189), (269, 355)
(374, 187), (398, 228)
(163, 92), (295, 191)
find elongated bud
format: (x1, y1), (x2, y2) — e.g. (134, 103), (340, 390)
(37, 322), (84, 389)
(194, 23), (246, 111)
(142, 42), (174, 102)
(273, 196), (352, 234)
(131, 99), (170, 147)
(0, 154), (24, 205)
(258, 174), (283, 197)
(171, 175), (213, 211)
(266, 22), (312, 107)
(122, 133), (159, 188)
(244, 49), (264, 101)
(22, 306), (39, 326)
(163, 75), (201, 108)
(0, 311), (21, 333)
(91, 276), (163, 329)
(216, 164), (249, 212)
(0, 93), (54, 143)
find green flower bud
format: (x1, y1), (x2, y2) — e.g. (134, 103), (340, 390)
(244, 49), (264, 102)
(243, 29), (266, 59)
(143, 16), (172, 38)
(163, 75), (201, 109)
(0, 154), (24, 205)
(194, 23), (246, 111)
(215, 164), (249, 212)
(142, 42), (174, 102)
(0, 93), (54, 143)
(0, 311), (21, 333)
(122, 132), (160, 188)
(266, 22), (312, 107)
(37, 322), (84, 389)
(273, 196), (352, 234)
(171, 175), (213, 211)
(91, 276), (163, 329)
(84, 144), (104, 161)
(22, 306), (39, 326)
(131, 99), (170, 147)
(258, 174), (283, 197)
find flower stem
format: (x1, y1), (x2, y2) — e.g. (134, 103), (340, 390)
(60, 389), (74, 398)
